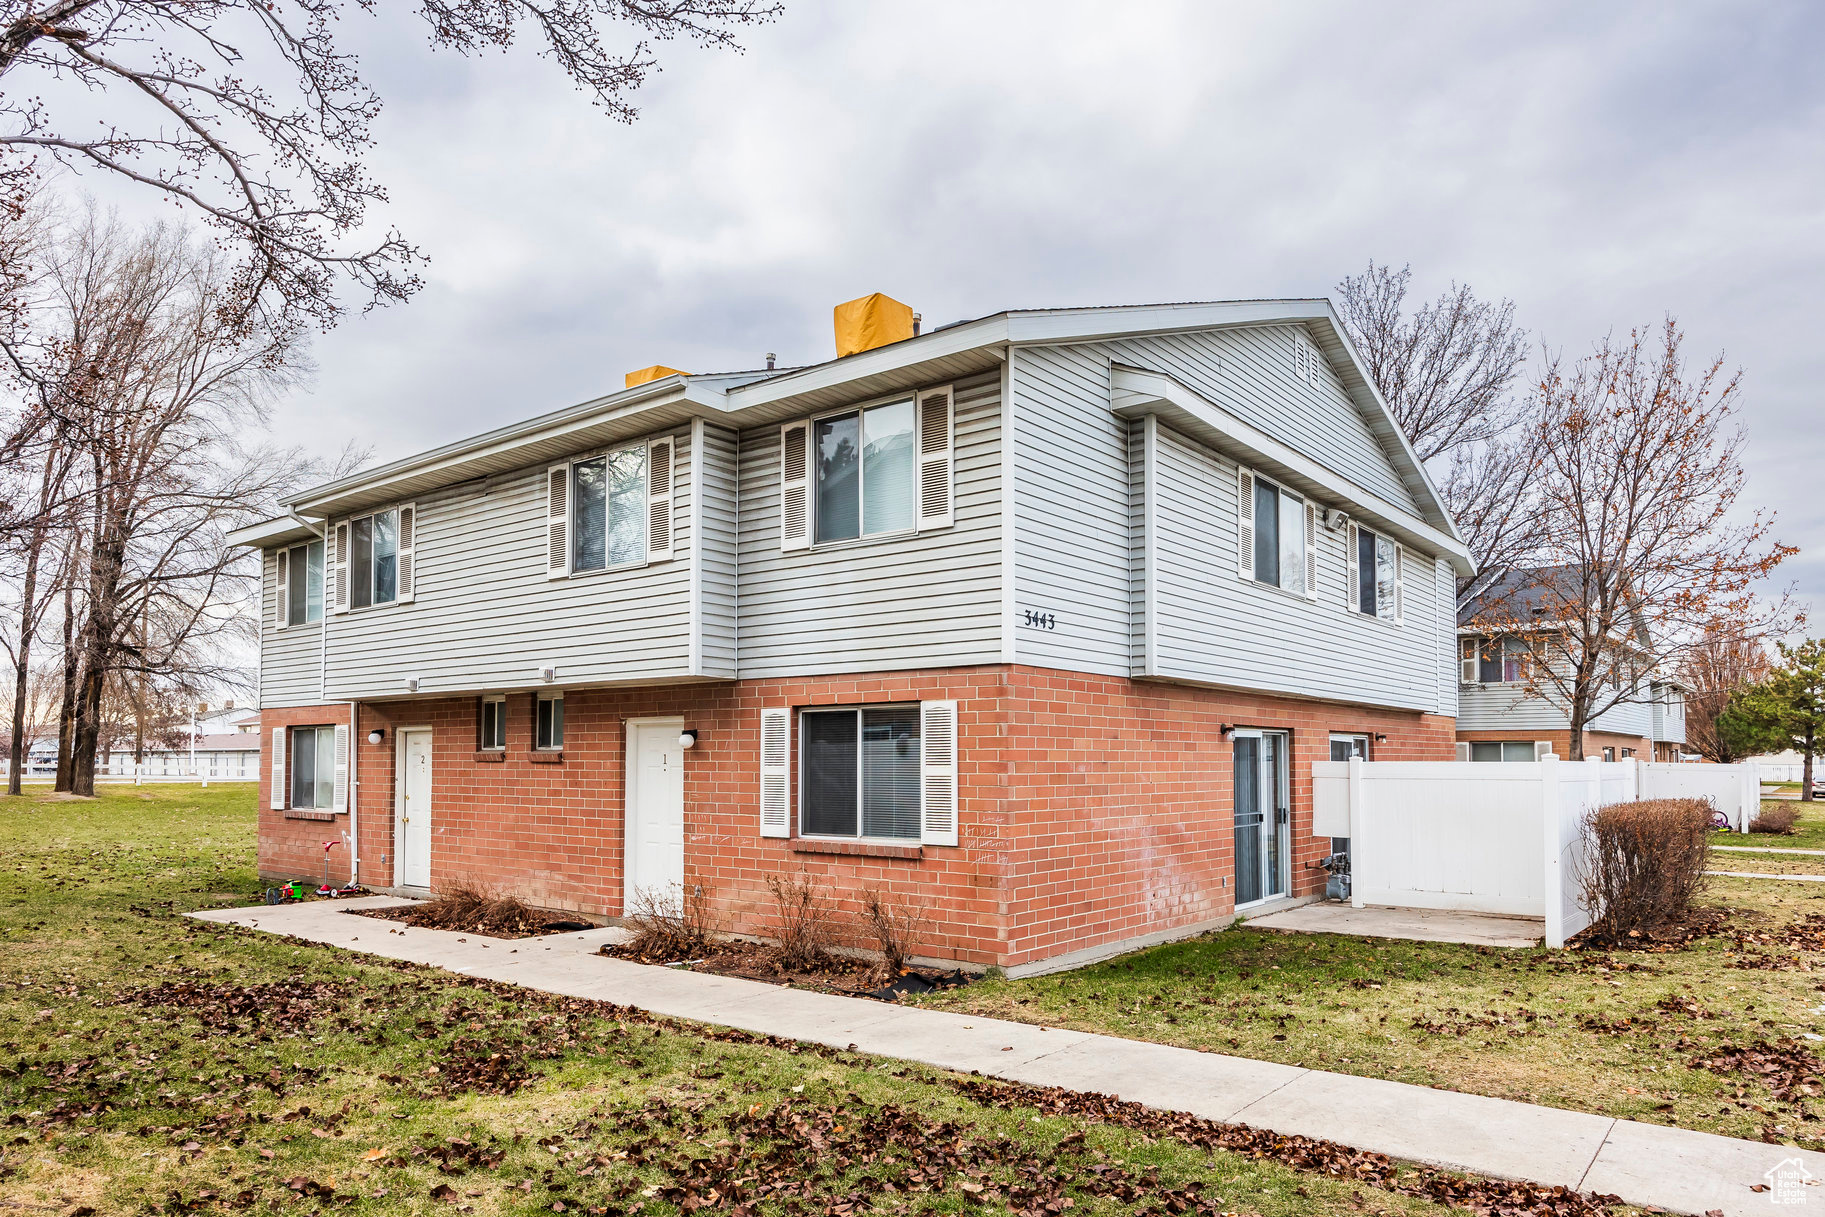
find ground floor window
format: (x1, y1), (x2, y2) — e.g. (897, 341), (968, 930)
(1602, 746), (1616, 762)
(1469, 740), (1536, 762)
(536, 694), (564, 750)
(290, 725), (337, 808)
(800, 705), (920, 840)
(480, 696), (506, 750)
(1327, 734), (1367, 853)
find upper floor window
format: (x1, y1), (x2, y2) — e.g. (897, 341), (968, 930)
(573, 445), (648, 571)
(275, 539), (324, 627)
(779, 387), (954, 551)
(1460, 636), (1531, 683)
(1237, 468), (1312, 598)
(815, 399), (915, 543)
(331, 505), (415, 613)
(1352, 526), (1399, 621)
(545, 437), (673, 578)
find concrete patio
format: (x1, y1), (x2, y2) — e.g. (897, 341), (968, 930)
(188, 895), (1815, 1217)
(1247, 900), (1546, 947)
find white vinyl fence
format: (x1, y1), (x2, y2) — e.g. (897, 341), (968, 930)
(1313, 757), (1761, 948)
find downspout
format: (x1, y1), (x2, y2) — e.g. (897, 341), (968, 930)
(348, 699), (360, 887)
(285, 510), (348, 882)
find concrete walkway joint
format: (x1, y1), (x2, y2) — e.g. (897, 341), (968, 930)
(189, 897), (1813, 1217)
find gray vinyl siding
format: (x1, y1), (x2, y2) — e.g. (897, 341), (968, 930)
(1014, 330), (1432, 687)
(696, 424), (739, 678)
(1142, 422), (1450, 713)
(1651, 688), (1687, 744)
(1457, 677), (1655, 737)
(259, 548), (325, 707)
(735, 371), (1002, 678)
(320, 427), (695, 701)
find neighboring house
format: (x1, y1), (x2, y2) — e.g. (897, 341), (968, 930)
(1455, 566), (1659, 762)
(100, 733), (263, 779)
(231, 296), (1473, 975)
(1648, 679), (1689, 762)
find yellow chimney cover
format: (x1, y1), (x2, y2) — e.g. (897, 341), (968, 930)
(625, 365), (687, 388)
(833, 293), (915, 358)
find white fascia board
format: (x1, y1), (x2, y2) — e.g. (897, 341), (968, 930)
(226, 516), (319, 549)
(1111, 364), (1475, 575)
(723, 316), (1012, 410)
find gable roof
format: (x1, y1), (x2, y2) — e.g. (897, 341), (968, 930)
(228, 299), (1462, 556)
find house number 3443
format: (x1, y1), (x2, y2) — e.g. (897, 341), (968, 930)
(1022, 609), (1057, 630)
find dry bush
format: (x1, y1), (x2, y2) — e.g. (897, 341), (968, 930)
(860, 888), (928, 979)
(766, 872), (834, 969)
(624, 884), (723, 960)
(407, 881), (541, 936)
(1577, 798), (1712, 937)
(1750, 804), (1800, 835)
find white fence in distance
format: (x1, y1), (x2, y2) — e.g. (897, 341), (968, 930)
(1313, 756), (1761, 948)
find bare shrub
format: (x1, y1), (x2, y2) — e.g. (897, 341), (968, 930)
(1750, 804), (1800, 835)
(624, 884), (723, 960)
(766, 872), (834, 969)
(860, 888), (928, 979)
(1578, 798), (1713, 937)
(404, 882), (542, 937)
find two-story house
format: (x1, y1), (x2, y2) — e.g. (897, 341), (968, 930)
(1454, 566), (1677, 762)
(233, 296), (1472, 976)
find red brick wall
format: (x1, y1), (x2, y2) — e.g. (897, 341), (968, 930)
(261, 665), (1455, 969)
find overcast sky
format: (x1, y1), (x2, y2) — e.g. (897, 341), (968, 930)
(75, 1), (1825, 619)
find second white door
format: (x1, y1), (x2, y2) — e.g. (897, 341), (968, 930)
(625, 719), (685, 914)
(397, 728), (433, 889)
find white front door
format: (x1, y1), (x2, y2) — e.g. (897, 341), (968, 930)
(625, 719), (685, 913)
(397, 729), (433, 889)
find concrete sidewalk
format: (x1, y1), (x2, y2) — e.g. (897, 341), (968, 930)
(189, 896), (1817, 1217)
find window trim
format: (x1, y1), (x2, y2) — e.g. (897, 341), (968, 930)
(534, 692), (564, 752)
(276, 538), (325, 628)
(797, 702), (923, 845)
(568, 440), (651, 576)
(289, 724), (337, 810)
(806, 393), (920, 551)
(1351, 525), (1400, 624)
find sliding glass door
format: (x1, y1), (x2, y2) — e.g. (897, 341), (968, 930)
(1232, 729), (1290, 907)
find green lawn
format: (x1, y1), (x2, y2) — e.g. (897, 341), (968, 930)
(921, 870), (1825, 1149)
(0, 787), (1505, 1217)
(1752, 796), (1825, 849)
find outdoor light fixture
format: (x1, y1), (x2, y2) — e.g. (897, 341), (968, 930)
(367, 729), (385, 745)
(1374, 733), (1388, 743)
(679, 729), (699, 750)
(539, 665), (558, 683)
(404, 676), (419, 693)
(1219, 724), (1235, 737)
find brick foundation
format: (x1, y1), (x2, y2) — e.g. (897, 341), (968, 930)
(260, 665), (1455, 970)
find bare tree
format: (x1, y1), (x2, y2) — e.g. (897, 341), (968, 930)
(1467, 320), (1797, 759)
(0, 0), (782, 328)
(1679, 621), (1772, 764)
(4, 208), (313, 793)
(1335, 262), (1528, 463)
(1334, 262), (1538, 607)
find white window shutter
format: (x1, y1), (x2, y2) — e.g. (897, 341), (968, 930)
(646, 438), (673, 560)
(1393, 544), (1405, 625)
(331, 723), (350, 813)
(916, 386), (955, 530)
(330, 523), (350, 614)
(920, 700), (959, 846)
(546, 464), (570, 578)
(1345, 523), (1359, 611)
(1236, 467), (1255, 578)
(1460, 637), (1480, 684)
(270, 727), (286, 809)
(759, 708), (790, 837)
(779, 422), (811, 551)
(1303, 500), (1319, 601)
(274, 548), (290, 629)
(396, 504), (417, 603)
(1454, 741), (1471, 762)
(1534, 740), (1554, 760)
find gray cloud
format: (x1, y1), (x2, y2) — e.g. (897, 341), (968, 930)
(189, 0), (1822, 619)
